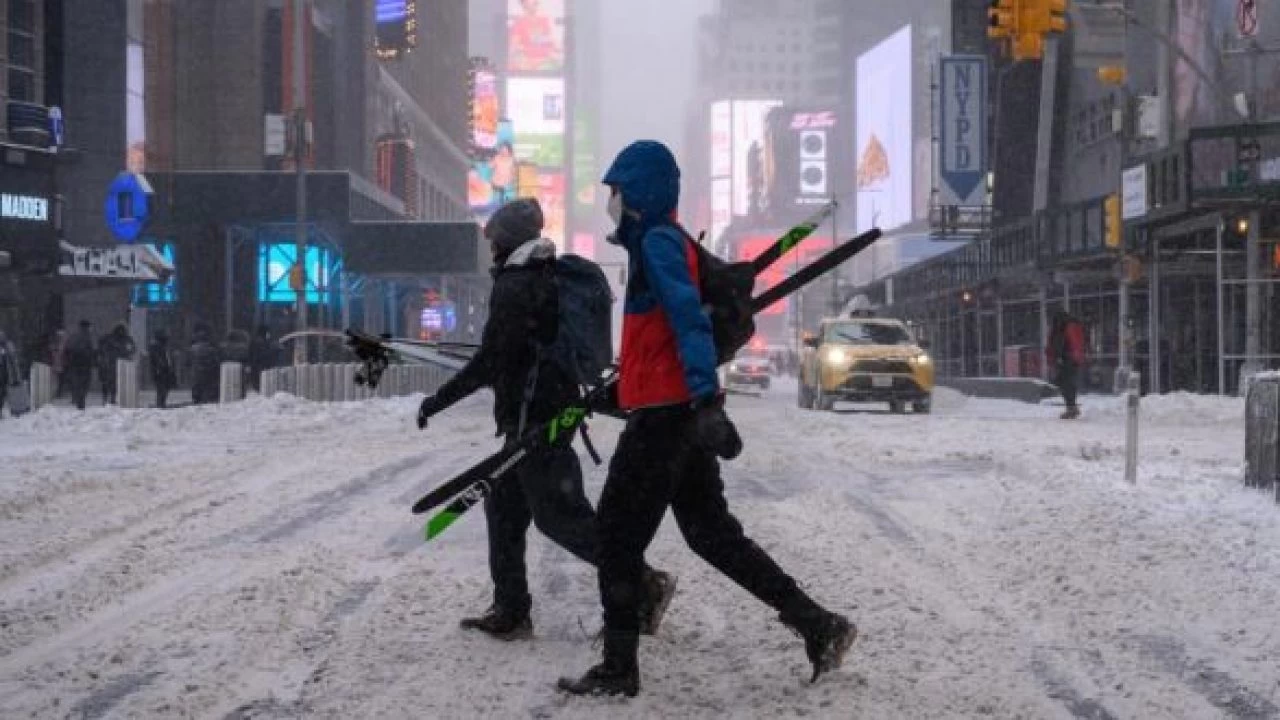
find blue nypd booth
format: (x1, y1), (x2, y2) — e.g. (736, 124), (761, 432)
(104, 172), (154, 242)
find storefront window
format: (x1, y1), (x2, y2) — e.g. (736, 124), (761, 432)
(131, 241), (178, 305)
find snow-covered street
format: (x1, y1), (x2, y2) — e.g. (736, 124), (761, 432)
(2, 383), (1278, 719)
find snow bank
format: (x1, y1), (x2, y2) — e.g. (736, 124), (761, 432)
(1074, 391), (1244, 425)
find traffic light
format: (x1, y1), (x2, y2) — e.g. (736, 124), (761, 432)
(1104, 194), (1122, 250)
(988, 0), (1019, 40)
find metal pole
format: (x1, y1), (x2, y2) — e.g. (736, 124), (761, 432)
(292, 0), (309, 365)
(1039, 284), (1050, 380)
(1217, 219), (1226, 394)
(1125, 371), (1140, 484)
(830, 198), (840, 314)
(1244, 209), (1263, 389)
(1032, 36), (1060, 212)
(225, 229), (234, 338)
(1148, 236), (1161, 393)
(995, 297), (1005, 377)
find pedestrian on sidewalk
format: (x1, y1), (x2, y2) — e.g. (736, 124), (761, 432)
(1047, 308), (1086, 420)
(66, 321), (96, 411)
(149, 329), (177, 409)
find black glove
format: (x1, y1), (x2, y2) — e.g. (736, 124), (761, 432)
(589, 381), (626, 420)
(417, 394), (445, 430)
(692, 393), (743, 460)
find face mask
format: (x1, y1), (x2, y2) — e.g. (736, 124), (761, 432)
(607, 191), (624, 226)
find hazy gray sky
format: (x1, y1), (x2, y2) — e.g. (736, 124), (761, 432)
(598, 0), (716, 171)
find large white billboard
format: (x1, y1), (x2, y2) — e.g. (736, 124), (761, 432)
(732, 99), (782, 215)
(856, 25), (913, 233)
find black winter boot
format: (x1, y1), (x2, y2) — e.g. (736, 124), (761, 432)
(459, 604), (532, 640)
(638, 568), (678, 636)
(780, 605), (857, 683)
(557, 631), (640, 697)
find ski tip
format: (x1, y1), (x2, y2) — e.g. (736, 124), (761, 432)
(425, 512), (459, 541)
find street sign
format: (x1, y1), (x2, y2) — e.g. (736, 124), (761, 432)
(1122, 165), (1148, 220)
(938, 55), (988, 206)
(58, 241), (173, 281)
(104, 172), (154, 242)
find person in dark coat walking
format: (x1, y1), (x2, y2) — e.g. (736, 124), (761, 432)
(415, 198), (675, 641)
(97, 323), (137, 405)
(149, 330), (177, 409)
(1047, 308), (1086, 419)
(0, 330), (16, 418)
(189, 325), (222, 405)
(65, 321), (96, 410)
(558, 141), (855, 698)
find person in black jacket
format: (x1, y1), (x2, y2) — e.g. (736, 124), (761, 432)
(149, 330), (177, 409)
(247, 325), (277, 392)
(0, 330), (15, 418)
(416, 198), (675, 640)
(66, 321), (96, 410)
(189, 324), (221, 405)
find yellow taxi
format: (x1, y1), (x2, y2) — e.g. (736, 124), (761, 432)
(798, 315), (934, 413)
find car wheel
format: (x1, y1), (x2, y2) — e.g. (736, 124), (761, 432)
(912, 398), (932, 414)
(889, 400), (906, 414)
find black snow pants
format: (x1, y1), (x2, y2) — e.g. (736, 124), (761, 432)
(485, 441), (598, 615)
(596, 405), (821, 638)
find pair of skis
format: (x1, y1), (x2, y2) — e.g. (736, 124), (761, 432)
(412, 202), (882, 543)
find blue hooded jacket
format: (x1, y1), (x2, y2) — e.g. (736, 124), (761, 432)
(603, 141), (718, 405)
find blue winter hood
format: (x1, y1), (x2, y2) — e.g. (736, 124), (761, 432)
(602, 141), (681, 243)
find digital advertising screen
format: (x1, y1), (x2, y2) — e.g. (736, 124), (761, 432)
(731, 100), (782, 216)
(711, 101), (732, 178)
(737, 234), (831, 316)
(374, 0), (417, 60)
(856, 25), (913, 233)
(258, 243), (333, 305)
(507, 77), (566, 166)
(507, 0), (565, 73)
(711, 178), (732, 245)
(471, 67), (499, 152)
(532, 171), (566, 251)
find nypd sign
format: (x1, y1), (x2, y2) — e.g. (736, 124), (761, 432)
(938, 55), (988, 207)
(1, 193), (50, 222)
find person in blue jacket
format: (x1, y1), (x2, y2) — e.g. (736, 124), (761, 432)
(558, 141), (856, 697)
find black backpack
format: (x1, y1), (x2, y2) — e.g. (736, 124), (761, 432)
(543, 254), (614, 388)
(666, 225), (757, 365)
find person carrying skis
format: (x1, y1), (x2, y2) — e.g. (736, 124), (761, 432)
(415, 197), (676, 640)
(1047, 308), (1086, 420)
(558, 141), (855, 698)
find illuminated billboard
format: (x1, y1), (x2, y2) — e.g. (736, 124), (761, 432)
(731, 100), (782, 216)
(468, 153), (518, 215)
(374, 0), (418, 60)
(258, 243), (334, 305)
(507, 0), (565, 73)
(856, 25), (913, 233)
(710, 101), (731, 178)
(471, 66), (499, 152)
(507, 77), (565, 166)
(738, 234), (831, 317)
(532, 172), (566, 251)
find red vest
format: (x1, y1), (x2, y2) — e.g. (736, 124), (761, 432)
(617, 239), (701, 409)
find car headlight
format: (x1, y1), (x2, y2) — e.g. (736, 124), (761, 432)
(824, 348), (848, 365)
(728, 363), (741, 372)
(911, 353), (932, 366)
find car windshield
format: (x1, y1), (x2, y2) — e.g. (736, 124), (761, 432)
(824, 322), (912, 346)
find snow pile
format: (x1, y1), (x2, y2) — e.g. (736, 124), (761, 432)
(1080, 391), (1245, 425)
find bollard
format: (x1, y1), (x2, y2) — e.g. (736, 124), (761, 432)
(327, 363), (341, 402)
(29, 362), (53, 410)
(261, 368), (276, 398)
(220, 362), (244, 404)
(117, 359), (140, 408)
(1244, 373), (1280, 501)
(279, 366), (294, 397)
(1124, 372), (1140, 484)
(296, 365), (311, 401)
(319, 363), (332, 403)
